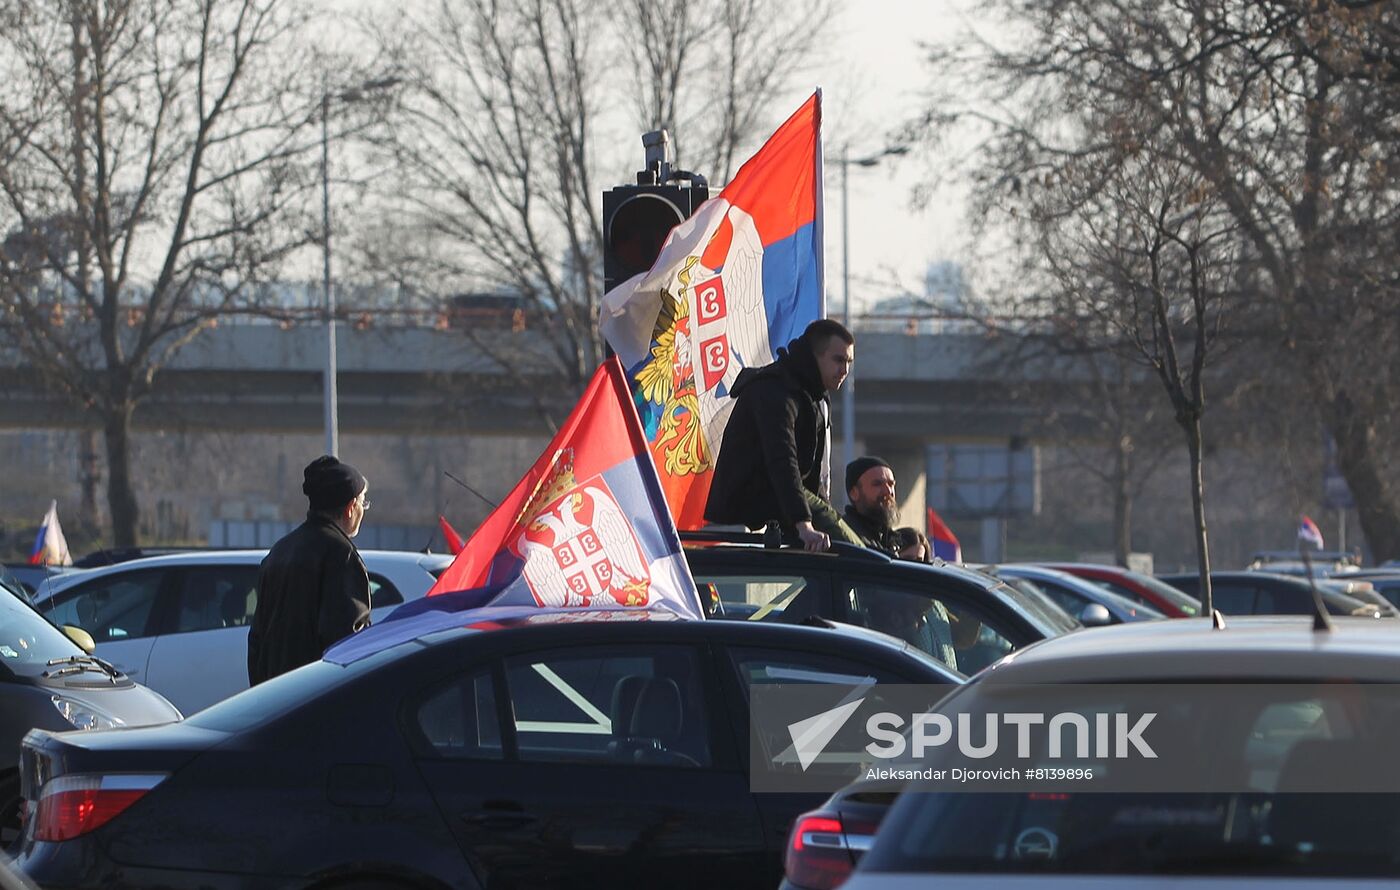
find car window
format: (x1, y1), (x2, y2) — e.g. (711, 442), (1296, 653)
(173, 566), (258, 633)
(690, 571), (825, 622)
(839, 581), (1016, 675)
(1210, 582), (1258, 614)
(368, 573), (404, 607)
(44, 571), (164, 641)
(730, 646), (943, 780)
(1024, 579), (1089, 616)
(412, 668), (503, 760)
(503, 645), (710, 768)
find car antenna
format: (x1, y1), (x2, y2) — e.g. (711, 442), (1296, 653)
(1211, 609), (1227, 630)
(1301, 547), (1333, 632)
(444, 472), (499, 509)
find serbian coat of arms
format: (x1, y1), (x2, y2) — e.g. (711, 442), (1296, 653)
(512, 450), (653, 608)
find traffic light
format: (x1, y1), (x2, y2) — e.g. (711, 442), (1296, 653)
(602, 183), (709, 293)
(602, 129), (709, 293)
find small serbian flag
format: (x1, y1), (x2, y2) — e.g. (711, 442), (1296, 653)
(927, 506), (962, 563)
(1298, 514), (1325, 550)
(327, 358), (704, 664)
(438, 516), (466, 555)
(29, 500), (72, 567)
(600, 92), (824, 529)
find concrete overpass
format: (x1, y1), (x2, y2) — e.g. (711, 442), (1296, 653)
(1, 321), (1136, 561)
(0, 322), (1109, 441)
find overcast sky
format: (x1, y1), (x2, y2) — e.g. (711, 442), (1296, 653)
(805, 0), (969, 312)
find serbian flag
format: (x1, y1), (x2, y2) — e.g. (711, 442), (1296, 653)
(29, 500), (72, 567)
(927, 506), (962, 563)
(438, 516), (466, 555)
(600, 92), (824, 529)
(1298, 514), (1325, 550)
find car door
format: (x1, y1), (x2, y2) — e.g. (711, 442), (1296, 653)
(713, 642), (957, 884)
(412, 641), (765, 889)
(37, 570), (170, 681)
(143, 564), (258, 714)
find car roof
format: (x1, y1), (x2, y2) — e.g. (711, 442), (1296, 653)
(37, 549), (453, 593)
(327, 606), (964, 681)
(979, 616), (1400, 683)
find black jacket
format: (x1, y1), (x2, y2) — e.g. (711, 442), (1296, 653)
(843, 505), (901, 555)
(247, 514), (370, 685)
(704, 338), (829, 528)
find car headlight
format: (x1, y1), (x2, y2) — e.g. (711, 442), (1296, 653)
(51, 696), (127, 731)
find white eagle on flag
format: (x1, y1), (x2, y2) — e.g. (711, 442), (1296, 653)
(516, 482), (653, 608)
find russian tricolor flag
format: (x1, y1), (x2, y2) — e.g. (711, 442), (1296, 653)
(327, 358), (703, 664)
(29, 500), (72, 567)
(600, 93), (824, 529)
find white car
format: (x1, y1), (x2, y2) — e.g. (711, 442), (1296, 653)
(30, 550), (452, 714)
(838, 616), (1400, 889)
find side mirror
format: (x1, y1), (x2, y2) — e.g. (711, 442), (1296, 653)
(1078, 603), (1113, 628)
(62, 625), (97, 655)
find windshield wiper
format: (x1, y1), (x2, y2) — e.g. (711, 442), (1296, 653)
(45, 654), (123, 681)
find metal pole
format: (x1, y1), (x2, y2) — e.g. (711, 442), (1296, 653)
(321, 88), (339, 458)
(840, 145), (855, 474)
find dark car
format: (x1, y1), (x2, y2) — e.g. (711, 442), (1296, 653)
(1158, 571), (1382, 617)
(685, 538), (1078, 676)
(0, 584), (181, 849)
(14, 612), (962, 890)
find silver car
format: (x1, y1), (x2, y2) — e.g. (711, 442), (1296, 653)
(842, 616), (1400, 888)
(31, 550), (452, 715)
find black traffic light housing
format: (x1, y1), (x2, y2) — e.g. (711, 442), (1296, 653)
(602, 130), (709, 293)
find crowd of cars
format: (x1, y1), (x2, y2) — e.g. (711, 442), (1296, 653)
(3, 540), (1400, 888)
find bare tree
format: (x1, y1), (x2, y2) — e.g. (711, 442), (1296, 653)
(0, 0), (322, 546)
(361, 0), (832, 397)
(919, 0), (1400, 561)
(1033, 152), (1242, 610)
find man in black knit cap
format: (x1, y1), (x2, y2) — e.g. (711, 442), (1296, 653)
(248, 455), (372, 685)
(843, 456), (902, 555)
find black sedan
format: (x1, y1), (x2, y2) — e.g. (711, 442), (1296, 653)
(14, 612), (961, 889)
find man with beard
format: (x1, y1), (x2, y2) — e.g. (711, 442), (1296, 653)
(843, 456), (902, 555)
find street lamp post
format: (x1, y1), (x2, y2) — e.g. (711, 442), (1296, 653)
(320, 89), (337, 457)
(837, 143), (907, 472)
(319, 76), (401, 458)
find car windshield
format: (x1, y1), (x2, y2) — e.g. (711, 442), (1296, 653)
(1095, 573), (1202, 616)
(0, 585), (84, 679)
(862, 680), (1400, 878)
(988, 576), (1080, 636)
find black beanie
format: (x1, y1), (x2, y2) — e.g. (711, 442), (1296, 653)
(846, 456), (892, 495)
(302, 455), (367, 511)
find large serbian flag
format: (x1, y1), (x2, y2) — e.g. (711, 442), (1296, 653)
(600, 92), (824, 529)
(29, 500), (72, 567)
(327, 358), (703, 663)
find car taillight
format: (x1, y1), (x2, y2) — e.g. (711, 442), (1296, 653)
(33, 774), (166, 842)
(785, 812), (856, 890)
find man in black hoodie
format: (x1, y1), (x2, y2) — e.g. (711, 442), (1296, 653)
(704, 319), (864, 551)
(247, 455), (372, 684)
